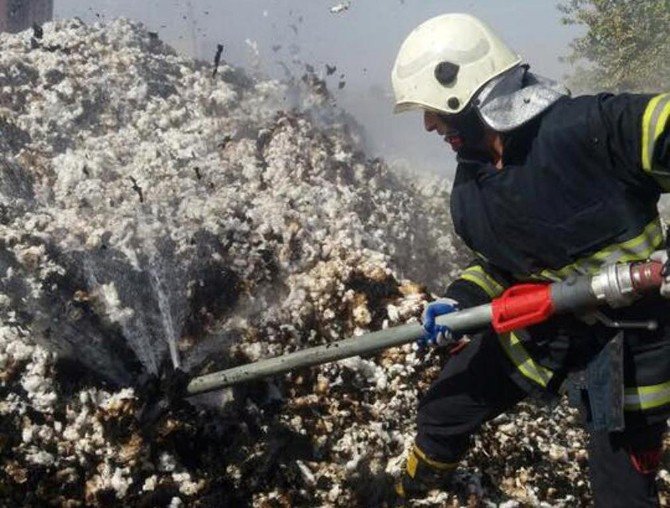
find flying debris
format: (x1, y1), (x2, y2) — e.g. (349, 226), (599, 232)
(330, 2), (351, 14)
(338, 72), (346, 89)
(30, 22), (44, 49)
(212, 43), (224, 77)
(326, 64), (337, 76)
(32, 23), (43, 39)
(128, 176), (144, 203)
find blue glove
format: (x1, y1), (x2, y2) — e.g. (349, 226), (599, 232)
(420, 299), (461, 348)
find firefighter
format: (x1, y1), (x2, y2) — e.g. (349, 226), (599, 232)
(391, 13), (670, 506)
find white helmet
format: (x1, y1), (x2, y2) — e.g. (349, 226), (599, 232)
(392, 13), (522, 115)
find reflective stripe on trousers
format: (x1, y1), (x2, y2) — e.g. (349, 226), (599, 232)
(499, 331), (670, 413)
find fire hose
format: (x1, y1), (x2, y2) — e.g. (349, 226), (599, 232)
(186, 260), (664, 396)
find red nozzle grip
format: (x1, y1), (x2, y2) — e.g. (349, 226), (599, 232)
(492, 284), (555, 333)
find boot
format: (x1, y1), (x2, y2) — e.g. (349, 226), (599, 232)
(394, 442), (458, 502)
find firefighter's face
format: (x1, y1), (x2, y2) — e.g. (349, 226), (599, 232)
(423, 110), (464, 152)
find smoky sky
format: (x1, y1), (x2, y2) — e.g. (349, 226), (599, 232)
(55, 0), (579, 176)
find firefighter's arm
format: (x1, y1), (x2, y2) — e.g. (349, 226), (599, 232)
(640, 94), (670, 191)
(444, 258), (510, 308)
(600, 93), (670, 192)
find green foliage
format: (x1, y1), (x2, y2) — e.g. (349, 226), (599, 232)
(559, 0), (670, 92)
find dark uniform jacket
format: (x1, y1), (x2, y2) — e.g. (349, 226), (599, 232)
(444, 92), (670, 427)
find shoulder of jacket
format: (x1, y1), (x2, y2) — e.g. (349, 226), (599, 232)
(542, 94), (609, 121)
(533, 94), (612, 145)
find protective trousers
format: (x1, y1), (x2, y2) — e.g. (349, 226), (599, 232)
(412, 332), (665, 506)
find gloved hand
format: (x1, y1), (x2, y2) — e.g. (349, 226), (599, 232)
(420, 298), (461, 349)
(651, 249), (670, 298)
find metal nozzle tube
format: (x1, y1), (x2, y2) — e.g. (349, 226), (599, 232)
(186, 304), (493, 395)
